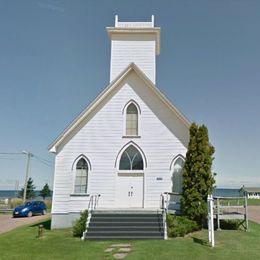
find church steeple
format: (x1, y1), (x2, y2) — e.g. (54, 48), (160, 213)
(107, 15), (160, 84)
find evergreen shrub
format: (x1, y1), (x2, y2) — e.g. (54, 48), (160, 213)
(181, 123), (215, 225)
(167, 214), (200, 237)
(220, 220), (241, 230)
(72, 210), (88, 237)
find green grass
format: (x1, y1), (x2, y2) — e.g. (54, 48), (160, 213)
(216, 198), (260, 206)
(0, 218), (260, 259)
(247, 199), (260, 206)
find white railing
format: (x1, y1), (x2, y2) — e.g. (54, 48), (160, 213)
(160, 192), (182, 240)
(163, 192), (182, 212)
(88, 194), (100, 212)
(116, 22), (154, 28)
(115, 15), (154, 28)
(207, 194), (215, 247)
(160, 193), (168, 240)
(81, 194), (100, 240)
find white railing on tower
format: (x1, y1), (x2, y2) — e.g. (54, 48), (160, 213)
(115, 15), (155, 28)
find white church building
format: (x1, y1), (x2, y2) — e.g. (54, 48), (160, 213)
(49, 16), (191, 231)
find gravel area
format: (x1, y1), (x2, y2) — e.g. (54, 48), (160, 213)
(0, 213), (50, 234)
(248, 206), (260, 224)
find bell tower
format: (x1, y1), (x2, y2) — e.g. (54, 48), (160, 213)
(107, 15), (160, 84)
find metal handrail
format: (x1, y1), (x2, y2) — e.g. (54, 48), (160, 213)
(88, 194), (100, 212)
(82, 194), (101, 240)
(164, 191), (182, 196)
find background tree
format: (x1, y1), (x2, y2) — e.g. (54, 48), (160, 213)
(181, 122), (215, 225)
(19, 177), (36, 199)
(40, 183), (51, 200)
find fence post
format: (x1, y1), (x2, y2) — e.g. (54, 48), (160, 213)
(245, 196), (248, 231)
(217, 198), (220, 230)
(207, 195), (211, 243)
(207, 195), (215, 247)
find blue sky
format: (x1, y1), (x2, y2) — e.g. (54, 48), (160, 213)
(0, 0), (259, 190)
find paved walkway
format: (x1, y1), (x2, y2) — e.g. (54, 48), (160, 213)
(248, 206), (260, 224)
(0, 213), (50, 234)
(104, 243), (132, 259)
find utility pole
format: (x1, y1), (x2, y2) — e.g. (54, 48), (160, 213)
(22, 151), (33, 203)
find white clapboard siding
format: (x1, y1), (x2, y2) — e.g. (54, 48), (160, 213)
(110, 34), (156, 83)
(52, 72), (188, 214)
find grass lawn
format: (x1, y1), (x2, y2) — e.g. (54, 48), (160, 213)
(0, 218), (260, 260)
(216, 198), (260, 206)
(247, 199), (260, 206)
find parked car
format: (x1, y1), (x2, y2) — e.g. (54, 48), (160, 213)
(13, 201), (47, 217)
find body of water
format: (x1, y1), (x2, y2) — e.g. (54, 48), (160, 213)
(213, 188), (241, 197)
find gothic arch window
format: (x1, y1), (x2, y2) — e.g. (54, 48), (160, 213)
(74, 158), (88, 193)
(172, 156), (184, 194)
(125, 102), (139, 136)
(119, 145), (144, 171)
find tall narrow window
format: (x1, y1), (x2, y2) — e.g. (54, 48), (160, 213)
(126, 103), (138, 136)
(119, 145), (143, 171)
(172, 157), (184, 194)
(74, 158), (88, 193)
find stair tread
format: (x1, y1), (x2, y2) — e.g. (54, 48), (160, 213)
(84, 211), (165, 240)
(85, 236), (163, 240)
(87, 231), (163, 234)
(89, 226), (162, 229)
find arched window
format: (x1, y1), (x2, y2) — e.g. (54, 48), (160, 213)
(119, 145), (143, 170)
(172, 157), (184, 194)
(74, 158), (88, 193)
(126, 103), (138, 136)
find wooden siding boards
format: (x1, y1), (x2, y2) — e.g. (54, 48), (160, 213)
(51, 72), (188, 215)
(110, 34), (156, 83)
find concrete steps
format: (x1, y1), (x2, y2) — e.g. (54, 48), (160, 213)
(84, 210), (164, 240)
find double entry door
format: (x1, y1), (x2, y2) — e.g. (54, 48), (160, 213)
(116, 174), (143, 208)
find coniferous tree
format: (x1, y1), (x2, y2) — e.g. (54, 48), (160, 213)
(181, 123), (215, 224)
(40, 183), (51, 200)
(19, 177), (36, 199)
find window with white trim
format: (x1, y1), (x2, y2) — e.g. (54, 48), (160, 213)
(172, 157), (184, 194)
(126, 103), (138, 136)
(74, 158), (88, 193)
(119, 145), (143, 170)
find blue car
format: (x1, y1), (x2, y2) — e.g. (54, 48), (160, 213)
(13, 201), (47, 217)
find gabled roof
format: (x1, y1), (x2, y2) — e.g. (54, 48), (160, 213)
(241, 187), (260, 193)
(48, 63), (191, 153)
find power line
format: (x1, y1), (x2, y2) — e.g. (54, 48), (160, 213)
(0, 151), (53, 167)
(33, 155), (52, 164)
(0, 152), (23, 155)
(33, 157), (53, 168)
(0, 157), (24, 160)
(33, 155), (53, 168)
